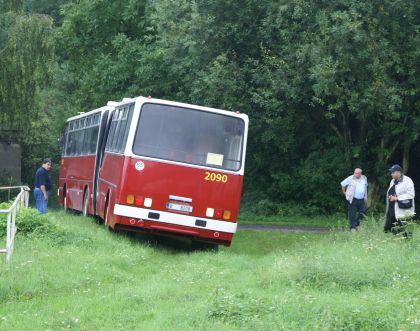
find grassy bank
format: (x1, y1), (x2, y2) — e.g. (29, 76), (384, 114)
(1, 211), (419, 330)
(238, 211), (348, 228)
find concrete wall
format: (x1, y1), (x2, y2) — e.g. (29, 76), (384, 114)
(0, 143), (21, 183)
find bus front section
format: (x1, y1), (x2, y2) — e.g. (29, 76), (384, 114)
(113, 100), (248, 246)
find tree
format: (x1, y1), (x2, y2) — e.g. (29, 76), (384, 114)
(37, 0), (420, 213)
(0, 3), (54, 133)
(250, 0), (420, 209)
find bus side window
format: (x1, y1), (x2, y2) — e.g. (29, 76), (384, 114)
(90, 125), (99, 154)
(75, 129), (84, 156)
(82, 125), (92, 155)
(60, 123), (69, 156)
(114, 107), (126, 153)
(66, 131), (75, 156)
(115, 105), (133, 153)
(110, 108), (125, 152)
(105, 110), (118, 152)
(122, 104), (134, 152)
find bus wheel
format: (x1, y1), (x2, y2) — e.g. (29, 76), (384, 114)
(82, 190), (88, 217)
(64, 194), (69, 213)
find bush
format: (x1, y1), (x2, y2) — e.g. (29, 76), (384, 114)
(0, 205), (51, 237)
(276, 202), (324, 217)
(15, 207), (51, 235)
(391, 215), (419, 239)
(241, 199), (327, 217)
(250, 199), (279, 216)
(1, 205), (96, 247)
(0, 201), (12, 237)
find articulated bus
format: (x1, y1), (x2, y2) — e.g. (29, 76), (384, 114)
(58, 97), (248, 246)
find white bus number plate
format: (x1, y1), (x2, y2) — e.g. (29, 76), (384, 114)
(166, 202), (192, 213)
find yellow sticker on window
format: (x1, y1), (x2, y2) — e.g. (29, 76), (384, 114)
(206, 153), (224, 166)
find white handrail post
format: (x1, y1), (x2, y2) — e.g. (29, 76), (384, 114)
(6, 213), (11, 262)
(1, 185), (31, 262)
(25, 189), (29, 208)
(19, 187), (23, 207)
(8, 207), (16, 262)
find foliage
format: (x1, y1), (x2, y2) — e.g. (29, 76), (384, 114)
(391, 215), (419, 239)
(23, 0), (69, 25)
(0, 204), (52, 237)
(0, 8), (54, 132)
(0, 0), (56, 195)
(240, 200), (327, 219)
(1, 0), (420, 213)
(14, 207), (49, 235)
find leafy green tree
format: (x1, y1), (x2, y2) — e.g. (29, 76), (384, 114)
(0, 4), (54, 132)
(250, 0), (420, 209)
(25, 0), (420, 213)
(0, 1), (55, 188)
(54, 0), (150, 110)
(24, 0), (70, 25)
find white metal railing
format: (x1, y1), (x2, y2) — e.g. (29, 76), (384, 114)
(0, 186), (30, 262)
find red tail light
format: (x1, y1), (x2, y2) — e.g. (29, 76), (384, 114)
(214, 209), (223, 219)
(135, 196), (144, 206)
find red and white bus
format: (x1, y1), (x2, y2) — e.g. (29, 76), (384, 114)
(58, 97), (248, 247)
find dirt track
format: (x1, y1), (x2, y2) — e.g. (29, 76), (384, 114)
(238, 224), (332, 233)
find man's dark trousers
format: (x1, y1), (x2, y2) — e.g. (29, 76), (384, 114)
(348, 198), (366, 229)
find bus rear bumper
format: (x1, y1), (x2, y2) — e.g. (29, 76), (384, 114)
(113, 204), (236, 245)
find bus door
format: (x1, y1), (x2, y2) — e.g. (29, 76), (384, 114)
(93, 110), (111, 214)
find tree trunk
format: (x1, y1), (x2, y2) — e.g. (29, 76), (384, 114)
(367, 180), (383, 212)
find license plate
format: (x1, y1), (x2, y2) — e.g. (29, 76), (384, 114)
(166, 202), (193, 213)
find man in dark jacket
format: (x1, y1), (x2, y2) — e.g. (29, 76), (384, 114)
(34, 158), (52, 214)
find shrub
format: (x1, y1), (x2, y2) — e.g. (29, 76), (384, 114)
(0, 201), (12, 237)
(254, 199), (279, 216)
(15, 208), (49, 235)
(241, 200), (326, 217)
(391, 215), (419, 239)
(276, 202), (324, 217)
(1, 205), (96, 247)
(0, 206), (51, 237)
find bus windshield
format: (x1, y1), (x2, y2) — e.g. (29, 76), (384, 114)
(133, 103), (245, 171)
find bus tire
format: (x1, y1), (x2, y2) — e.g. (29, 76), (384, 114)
(82, 189), (89, 217)
(104, 196), (112, 231)
(63, 188), (70, 214)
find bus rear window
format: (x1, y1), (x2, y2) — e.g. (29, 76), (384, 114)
(133, 104), (245, 171)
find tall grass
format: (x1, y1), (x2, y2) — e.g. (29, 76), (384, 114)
(0, 211), (419, 330)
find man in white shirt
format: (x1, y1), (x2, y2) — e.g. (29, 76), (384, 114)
(341, 168), (368, 230)
(384, 164), (415, 232)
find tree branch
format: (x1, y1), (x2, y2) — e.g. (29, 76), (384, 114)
(0, 45), (8, 55)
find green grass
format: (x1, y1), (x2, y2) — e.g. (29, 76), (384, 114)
(1, 211), (419, 330)
(238, 211), (348, 228)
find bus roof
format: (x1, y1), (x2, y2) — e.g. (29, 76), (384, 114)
(66, 105), (114, 122)
(133, 96), (249, 121)
(66, 97), (248, 123)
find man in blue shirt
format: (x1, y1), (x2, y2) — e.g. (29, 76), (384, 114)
(34, 158), (52, 214)
(341, 168), (368, 230)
